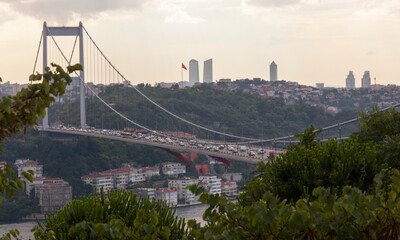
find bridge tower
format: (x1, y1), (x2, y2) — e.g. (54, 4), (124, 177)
(42, 22), (86, 129)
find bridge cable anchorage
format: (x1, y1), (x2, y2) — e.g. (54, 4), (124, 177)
(45, 26), (197, 142)
(48, 24), (400, 145)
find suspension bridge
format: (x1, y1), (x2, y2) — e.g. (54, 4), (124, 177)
(32, 22), (397, 165)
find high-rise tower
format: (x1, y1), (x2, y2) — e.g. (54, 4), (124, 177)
(203, 59), (213, 83)
(270, 61), (277, 82)
(361, 71), (371, 88)
(189, 59), (199, 86)
(346, 71), (355, 89)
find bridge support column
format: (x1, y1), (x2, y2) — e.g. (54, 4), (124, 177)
(79, 22), (86, 129)
(41, 21), (86, 129)
(42, 22), (49, 130)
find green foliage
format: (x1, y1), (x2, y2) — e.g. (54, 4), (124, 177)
(240, 137), (379, 203)
(33, 189), (187, 239)
(187, 169), (400, 239)
(353, 106), (400, 170)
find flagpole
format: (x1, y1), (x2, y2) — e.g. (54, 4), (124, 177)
(181, 65), (183, 88)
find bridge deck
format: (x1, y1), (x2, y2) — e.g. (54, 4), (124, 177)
(41, 129), (284, 164)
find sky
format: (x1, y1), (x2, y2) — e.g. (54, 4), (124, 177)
(0, 0), (399, 88)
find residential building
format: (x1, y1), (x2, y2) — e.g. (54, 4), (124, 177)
(203, 59), (213, 83)
(81, 172), (114, 193)
(161, 162), (186, 177)
(35, 181), (72, 212)
(221, 181), (238, 197)
(316, 83), (324, 89)
(270, 61), (277, 82)
(82, 166), (145, 192)
(15, 159), (43, 179)
(189, 59), (199, 86)
(26, 178), (68, 196)
(168, 178), (199, 203)
(222, 173), (243, 182)
(0, 161), (6, 170)
(361, 71), (371, 88)
(346, 71), (356, 89)
(199, 176), (222, 195)
(131, 188), (156, 200)
(140, 166), (160, 179)
(155, 188), (178, 205)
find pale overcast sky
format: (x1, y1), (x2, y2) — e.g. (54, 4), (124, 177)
(0, 0), (399, 87)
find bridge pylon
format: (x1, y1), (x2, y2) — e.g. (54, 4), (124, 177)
(42, 21), (86, 129)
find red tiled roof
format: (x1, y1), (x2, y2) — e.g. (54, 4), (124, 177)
(156, 188), (176, 193)
(141, 166), (159, 171)
(221, 181), (237, 187)
(21, 160), (39, 165)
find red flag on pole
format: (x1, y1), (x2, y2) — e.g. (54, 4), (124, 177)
(182, 63), (187, 70)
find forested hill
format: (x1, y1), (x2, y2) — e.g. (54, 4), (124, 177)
(0, 84), (360, 198)
(50, 84), (359, 140)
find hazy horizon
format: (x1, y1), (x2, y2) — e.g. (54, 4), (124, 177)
(0, 0), (399, 88)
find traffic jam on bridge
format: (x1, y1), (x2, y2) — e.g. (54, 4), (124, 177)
(40, 125), (278, 162)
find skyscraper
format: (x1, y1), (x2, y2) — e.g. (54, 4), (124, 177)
(345, 71), (355, 89)
(270, 61), (277, 82)
(203, 59), (213, 83)
(361, 71), (371, 88)
(189, 59), (199, 86)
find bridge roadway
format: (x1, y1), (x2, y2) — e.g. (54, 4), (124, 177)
(40, 128), (284, 164)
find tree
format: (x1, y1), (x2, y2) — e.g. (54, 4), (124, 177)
(33, 189), (187, 239)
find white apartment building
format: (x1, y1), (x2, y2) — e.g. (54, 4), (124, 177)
(15, 159), (43, 179)
(199, 176), (222, 195)
(161, 162), (186, 177)
(168, 178), (199, 204)
(82, 166), (145, 192)
(140, 166), (160, 179)
(82, 172), (114, 193)
(156, 188), (178, 205)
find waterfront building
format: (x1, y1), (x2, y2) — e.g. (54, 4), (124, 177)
(346, 71), (356, 89)
(131, 188), (156, 200)
(189, 59), (199, 86)
(270, 61), (278, 82)
(82, 166), (145, 191)
(168, 178), (199, 203)
(221, 181), (238, 197)
(155, 188), (178, 205)
(199, 176), (222, 195)
(203, 59), (213, 83)
(161, 162), (186, 177)
(361, 71), (371, 88)
(35, 180), (72, 212)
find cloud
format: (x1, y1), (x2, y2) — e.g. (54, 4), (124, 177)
(165, 10), (204, 23)
(0, 0), (148, 23)
(244, 0), (301, 8)
(158, 0), (185, 12)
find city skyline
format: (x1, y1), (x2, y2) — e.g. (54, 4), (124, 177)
(0, 0), (399, 88)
